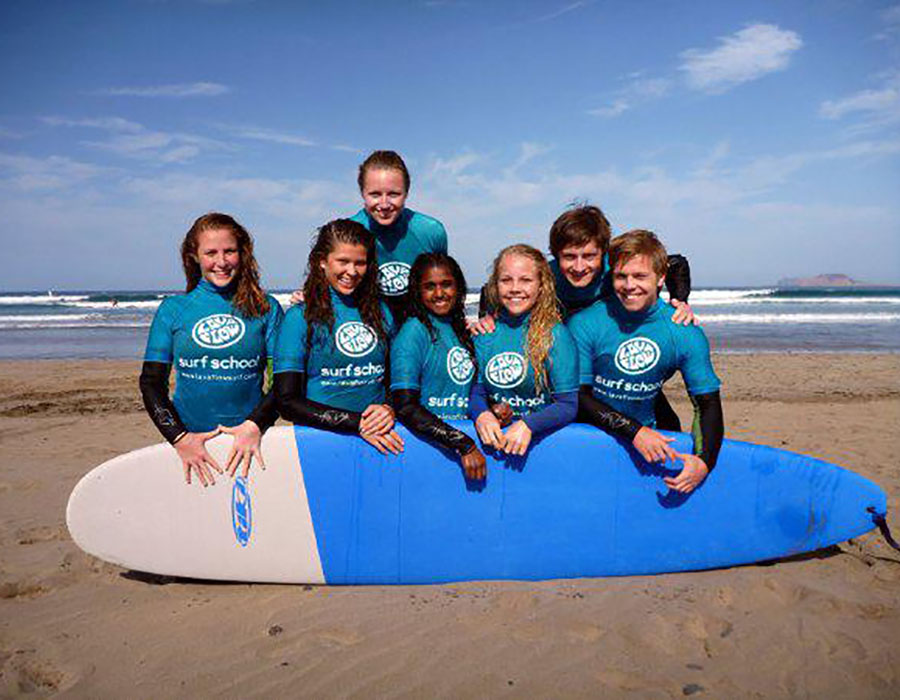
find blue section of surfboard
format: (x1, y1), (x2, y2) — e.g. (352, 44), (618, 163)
(66, 424), (887, 584)
(296, 423), (886, 584)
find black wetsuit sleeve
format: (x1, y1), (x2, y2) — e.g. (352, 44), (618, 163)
(690, 391), (724, 470)
(274, 371), (361, 434)
(665, 254), (691, 302)
(245, 390), (279, 434)
(139, 361), (188, 444)
(393, 389), (476, 456)
(577, 384), (642, 442)
(653, 390), (682, 432)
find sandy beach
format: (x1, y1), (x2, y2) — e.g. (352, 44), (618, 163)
(1, 354), (899, 698)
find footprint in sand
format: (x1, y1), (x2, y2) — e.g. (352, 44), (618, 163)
(0, 580), (49, 600)
(16, 524), (68, 545)
(316, 628), (364, 648)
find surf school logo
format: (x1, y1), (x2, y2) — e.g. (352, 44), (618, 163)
(192, 314), (245, 350)
(485, 352), (526, 389)
(614, 337), (660, 375)
(378, 262), (411, 296)
(335, 321), (378, 358)
(231, 476), (252, 547)
(447, 346), (475, 385)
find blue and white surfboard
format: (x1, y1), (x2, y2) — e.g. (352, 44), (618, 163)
(66, 424), (887, 584)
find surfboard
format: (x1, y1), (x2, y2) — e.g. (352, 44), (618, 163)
(66, 424), (888, 584)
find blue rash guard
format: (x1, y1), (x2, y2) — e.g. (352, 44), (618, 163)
(273, 289), (395, 412)
(568, 298), (720, 427)
(143, 279), (283, 432)
(350, 208), (448, 299)
(470, 311), (579, 433)
(390, 315), (475, 420)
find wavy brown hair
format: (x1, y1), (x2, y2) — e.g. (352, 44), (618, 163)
(357, 150), (411, 193)
(609, 229), (669, 277)
(180, 212), (270, 318)
(548, 203), (612, 259)
(302, 219), (386, 349)
(484, 244), (561, 394)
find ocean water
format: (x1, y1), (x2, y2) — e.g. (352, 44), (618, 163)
(0, 288), (898, 359)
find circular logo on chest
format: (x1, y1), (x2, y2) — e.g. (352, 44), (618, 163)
(485, 351), (526, 389)
(335, 321), (378, 358)
(446, 346), (475, 385)
(191, 314), (245, 349)
(614, 337), (660, 375)
(378, 262), (411, 296)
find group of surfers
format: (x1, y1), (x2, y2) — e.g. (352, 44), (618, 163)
(139, 150), (724, 494)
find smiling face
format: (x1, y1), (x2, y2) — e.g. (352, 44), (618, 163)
(320, 241), (369, 296)
(612, 254), (664, 313)
(195, 228), (240, 288)
(558, 241), (603, 288)
(497, 253), (540, 317)
(361, 167), (408, 227)
(419, 265), (458, 316)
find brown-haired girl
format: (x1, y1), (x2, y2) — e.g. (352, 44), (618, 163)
(140, 212), (284, 487)
(470, 244), (579, 456)
(273, 219), (403, 455)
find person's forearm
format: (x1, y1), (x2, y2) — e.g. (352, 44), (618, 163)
(665, 254), (691, 302)
(274, 371), (361, 433)
(691, 391), (723, 470)
(522, 391), (577, 436)
(139, 361), (188, 444)
(393, 389), (475, 455)
(246, 389), (278, 433)
(577, 384), (642, 441)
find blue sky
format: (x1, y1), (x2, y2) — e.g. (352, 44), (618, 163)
(1, 0), (898, 290)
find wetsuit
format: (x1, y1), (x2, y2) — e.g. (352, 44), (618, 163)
(350, 208), (448, 320)
(391, 314), (477, 456)
(568, 298), (724, 469)
(140, 279), (283, 442)
(273, 288), (395, 432)
(469, 311), (579, 438)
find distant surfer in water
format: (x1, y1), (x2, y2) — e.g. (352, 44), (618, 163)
(140, 213), (284, 487)
(470, 244), (579, 456)
(474, 203), (693, 431)
(291, 150), (448, 323)
(391, 253), (487, 480)
(274, 219), (403, 455)
(569, 230), (724, 493)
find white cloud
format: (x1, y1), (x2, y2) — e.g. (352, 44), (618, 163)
(0, 152), (107, 191)
(43, 115), (226, 164)
(588, 77), (671, 118)
(679, 24), (802, 93)
(820, 72), (900, 130)
(535, 1), (591, 23)
(425, 152), (483, 179)
(875, 4), (900, 40)
(587, 99), (630, 118)
(93, 82), (230, 98)
(225, 125), (317, 147)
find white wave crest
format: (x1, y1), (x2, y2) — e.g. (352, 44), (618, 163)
(702, 313), (900, 324)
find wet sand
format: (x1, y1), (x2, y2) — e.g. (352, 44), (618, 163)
(1, 355), (899, 698)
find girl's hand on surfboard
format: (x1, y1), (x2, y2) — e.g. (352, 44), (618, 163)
(360, 404), (396, 435)
(664, 454), (709, 493)
(361, 429), (405, 455)
(475, 411), (506, 450)
(490, 401), (514, 428)
(460, 445), (487, 480)
(632, 427), (678, 464)
(502, 420), (532, 456)
(173, 430), (223, 487)
(220, 420), (265, 479)
(669, 300), (699, 326)
(467, 314), (496, 336)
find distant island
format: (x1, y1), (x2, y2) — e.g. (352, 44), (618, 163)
(777, 273), (871, 288)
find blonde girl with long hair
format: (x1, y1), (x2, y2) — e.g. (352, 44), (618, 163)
(470, 244), (579, 456)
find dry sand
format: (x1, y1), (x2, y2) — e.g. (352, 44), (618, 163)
(1, 355), (899, 698)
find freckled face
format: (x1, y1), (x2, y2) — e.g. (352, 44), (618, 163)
(497, 254), (540, 316)
(361, 167), (408, 227)
(419, 265), (458, 316)
(195, 228), (240, 288)
(612, 254), (664, 313)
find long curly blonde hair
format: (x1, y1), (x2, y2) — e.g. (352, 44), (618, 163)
(484, 244), (561, 394)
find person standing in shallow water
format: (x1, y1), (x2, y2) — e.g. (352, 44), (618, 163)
(140, 213), (284, 487)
